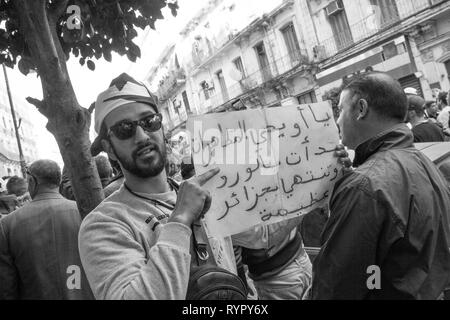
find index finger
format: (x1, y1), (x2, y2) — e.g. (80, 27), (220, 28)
(195, 168), (221, 186)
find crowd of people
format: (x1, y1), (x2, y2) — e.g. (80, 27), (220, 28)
(0, 72), (449, 300)
(405, 88), (450, 143)
(0, 176), (31, 216)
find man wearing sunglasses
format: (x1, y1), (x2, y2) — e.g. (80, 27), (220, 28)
(78, 73), (219, 300)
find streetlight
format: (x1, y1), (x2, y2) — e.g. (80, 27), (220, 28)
(2, 64), (27, 178)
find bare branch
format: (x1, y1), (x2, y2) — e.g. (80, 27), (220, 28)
(26, 96), (49, 117)
(88, 102), (96, 114)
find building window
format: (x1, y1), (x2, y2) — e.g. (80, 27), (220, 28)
(381, 42), (398, 61)
(254, 42), (272, 82)
(397, 42), (406, 55)
(233, 57), (246, 78)
(281, 22), (301, 61)
(369, 0), (399, 27)
(445, 60), (450, 82)
(216, 70), (229, 102)
(181, 91), (192, 115)
(172, 99), (181, 115)
(200, 81), (211, 100)
(175, 55), (180, 69)
(297, 91), (317, 105)
(326, 0), (353, 51)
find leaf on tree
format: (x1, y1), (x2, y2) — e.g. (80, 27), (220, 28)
(18, 59), (29, 75)
(168, 2), (179, 17)
(127, 28), (138, 40)
(103, 50), (112, 62)
(128, 42), (141, 59)
(79, 57), (85, 66)
(126, 51), (137, 62)
(94, 49), (102, 60)
(87, 60), (95, 71)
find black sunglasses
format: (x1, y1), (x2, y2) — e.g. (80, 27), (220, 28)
(108, 113), (163, 140)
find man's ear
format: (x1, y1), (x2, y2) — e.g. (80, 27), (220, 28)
(101, 139), (118, 162)
(356, 99), (369, 120)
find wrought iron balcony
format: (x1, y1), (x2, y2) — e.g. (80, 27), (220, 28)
(157, 68), (187, 102)
(206, 48), (310, 111)
(314, 0), (431, 61)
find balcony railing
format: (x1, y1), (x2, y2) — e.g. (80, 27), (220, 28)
(315, 0), (431, 61)
(157, 68), (187, 101)
(204, 48), (309, 111)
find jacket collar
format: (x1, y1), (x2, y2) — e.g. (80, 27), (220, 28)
(353, 124), (414, 168)
(32, 191), (64, 202)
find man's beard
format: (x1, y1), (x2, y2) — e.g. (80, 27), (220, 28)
(112, 141), (167, 178)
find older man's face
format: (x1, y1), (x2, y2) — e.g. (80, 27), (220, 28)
(337, 89), (360, 150)
(104, 102), (166, 179)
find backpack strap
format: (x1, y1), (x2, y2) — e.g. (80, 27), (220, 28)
(191, 223), (212, 267)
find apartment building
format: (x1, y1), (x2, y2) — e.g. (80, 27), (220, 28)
(146, 0), (321, 139)
(0, 91), (38, 178)
(310, 0), (450, 99)
(146, 0), (450, 141)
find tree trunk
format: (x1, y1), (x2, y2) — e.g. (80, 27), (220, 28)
(14, 0), (104, 219)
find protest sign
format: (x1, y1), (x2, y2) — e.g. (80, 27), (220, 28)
(187, 102), (341, 238)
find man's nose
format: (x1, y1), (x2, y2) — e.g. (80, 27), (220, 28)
(134, 125), (151, 143)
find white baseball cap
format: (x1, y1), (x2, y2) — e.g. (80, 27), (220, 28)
(94, 73), (159, 134)
(404, 87), (418, 95)
(91, 73), (159, 156)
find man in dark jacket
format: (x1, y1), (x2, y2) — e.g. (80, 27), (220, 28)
(312, 72), (450, 300)
(406, 95), (445, 143)
(0, 178), (18, 216)
(0, 160), (94, 300)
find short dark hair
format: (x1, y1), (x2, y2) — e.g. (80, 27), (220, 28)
(6, 176), (27, 195)
(438, 91), (448, 105)
(344, 72), (407, 121)
(29, 160), (61, 187)
(407, 95), (426, 117)
(424, 101), (436, 109)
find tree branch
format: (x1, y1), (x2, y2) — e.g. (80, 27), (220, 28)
(88, 102), (96, 114)
(26, 96), (49, 117)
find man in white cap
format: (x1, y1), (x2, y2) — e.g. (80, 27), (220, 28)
(78, 73), (219, 299)
(403, 87), (418, 130)
(404, 87), (418, 96)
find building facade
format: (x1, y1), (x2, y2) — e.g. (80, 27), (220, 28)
(0, 89), (39, 178)
(146, 0), (450, 143)
(310, 0), (450, 99)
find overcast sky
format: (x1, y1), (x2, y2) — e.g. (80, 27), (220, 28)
(2, 0), (209, 166)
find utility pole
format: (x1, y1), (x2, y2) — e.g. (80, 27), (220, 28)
(2, 64), (27, 178)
